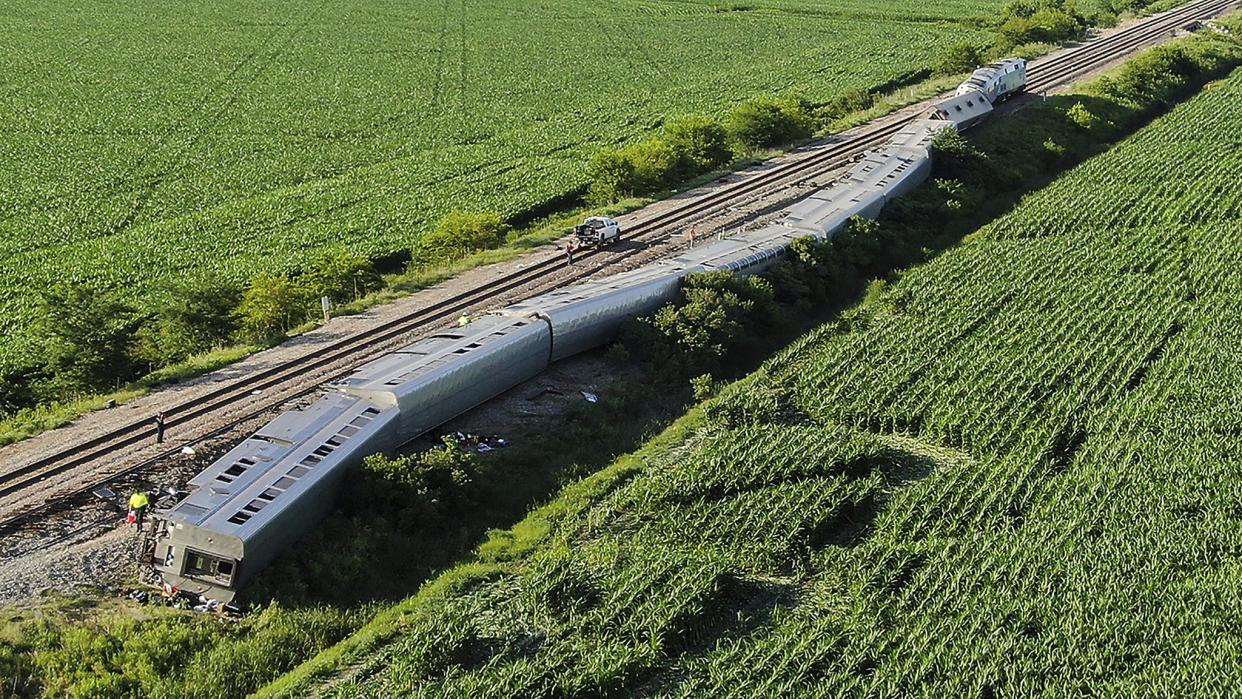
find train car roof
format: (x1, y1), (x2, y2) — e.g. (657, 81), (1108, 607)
(667, 224), (796, 274)
(336, 315), (542, 394)
(500, 261), (694, 317)
(162, 393), (396, 538)
(887, 119), (953, 154)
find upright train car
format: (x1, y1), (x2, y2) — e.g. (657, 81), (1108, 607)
(956, 58), (1027, 103)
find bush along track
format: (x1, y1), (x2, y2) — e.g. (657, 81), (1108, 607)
(248, 27), (1242, 698)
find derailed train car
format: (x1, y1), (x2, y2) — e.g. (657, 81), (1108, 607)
(147, 60), (1026, 601)
(150, 395), (398, 597)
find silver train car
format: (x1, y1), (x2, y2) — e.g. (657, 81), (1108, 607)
(150, 394), (399, 598)
(782, 121), (948, 240)
(930, 90), (994, 130)
(148, 59), (1024, 601)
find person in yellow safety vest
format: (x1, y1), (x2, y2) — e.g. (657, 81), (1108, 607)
(129, 491), (150, 530)
(458, 314), (470, 327)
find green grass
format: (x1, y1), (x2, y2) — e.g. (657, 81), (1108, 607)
(255, 41), (1242, 698)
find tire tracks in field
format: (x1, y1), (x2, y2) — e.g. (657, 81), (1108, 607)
(0, 52), (261, 230)
(455, 0), (469, 120)
(96, 3), (329, 242)
(429, 0), (452, 113)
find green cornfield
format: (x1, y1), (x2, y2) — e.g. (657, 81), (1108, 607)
(0, 0), (1000, 370)
(298, 67), (1242, 696)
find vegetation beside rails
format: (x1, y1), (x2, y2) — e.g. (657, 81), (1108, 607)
(256, 26), (1242, 697)
(1, 20), (1235, 699)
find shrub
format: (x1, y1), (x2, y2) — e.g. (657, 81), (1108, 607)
(588, 148), (638, 203)
(691, 373), (716, 402)
(0, 365), (45, 415)
(300, 247), (382, 304)
(1102, 45), (1199, 106)
(130, 278), (240, 369)
(997, 0), (1084, 48)
(35, 282), (143, 397)
(350, 438), (480, 530)
(934, 41), (984, 76)
(234, 273), (308, 344)
(726, 96), (816, 150)
(663, 115), (733, 174)
(621, 137), (683, 192)
(819, 88), (876, 121)
(631, 270), (779, 376)
(1065, 101), (1100, 130)
(587, 115), (734, 202)
(415, 211), (510, 265)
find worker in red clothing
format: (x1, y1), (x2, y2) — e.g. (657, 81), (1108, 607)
(689, 224), (698, 248)
(565, 241), (575, 265)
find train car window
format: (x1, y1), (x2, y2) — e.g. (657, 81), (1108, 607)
(185, 549), (236, 584)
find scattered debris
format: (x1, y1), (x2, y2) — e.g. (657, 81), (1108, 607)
(448, 432), (510, 453)
(180, 446), (196, 456)
(581, 391), (598, 403)
(127, 582), (243, 619)
(91, 486), (116, 502)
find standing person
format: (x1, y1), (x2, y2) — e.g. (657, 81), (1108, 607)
(688, 225), (697, 248)
(154, 412), (166, 444)
(565, 241), (575, 265)
(129, 490), (150, 531)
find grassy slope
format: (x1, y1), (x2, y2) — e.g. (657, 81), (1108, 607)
(0, 0), (1003, 368)
(263, 53), (1242, 699)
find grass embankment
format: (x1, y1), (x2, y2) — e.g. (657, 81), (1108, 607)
(2, 15), (1234, 699)
(256, 25), (1242, 698)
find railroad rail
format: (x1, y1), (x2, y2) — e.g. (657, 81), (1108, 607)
(0, 0), (1235, 537)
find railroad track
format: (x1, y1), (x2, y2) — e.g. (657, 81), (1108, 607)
(0, 0), (1234, 536)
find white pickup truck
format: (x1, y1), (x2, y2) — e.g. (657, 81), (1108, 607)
(573, 216), (621, 246)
